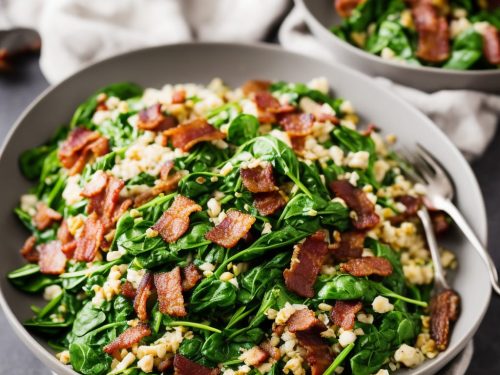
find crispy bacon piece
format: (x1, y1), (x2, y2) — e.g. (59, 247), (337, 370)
(20, 235), (38, 262)
(331, 300), (363, 330)
(81, 170), (108, 198)
(103, 323), (151, 355)
(38, 241), (67, 275)
(58, 127), (109, 175)
(431, 289), (460, 351)
(254, 191), (286, 216)
(205, 210), (256, 248)
(157, 357), (174, 372)
(260, 341), (281, 361)
(341, 256), (393, 277)
(240, 164), (277, 193)
(57, 221), (76, 258)
(284, 231), (329, 298)
(74, 213), (104, 262)
(121, 281), (137, 299)
(412, 3), (450, 62)
(241, 80), (271, 95)
(152, 195), (201, 243)
(172, 89), (187, 104)
(332, 231), (365, 261)
(137, 104), (177, 131)
(155, 267), (186, 317)
(483, 25), (500, 65)
(173, 354), (220, 375)
(34, 203), (62, 231)
(287, 309), (333, 375)
(182, 264), (202, 291)
(160, 160), (175, 181)
(241, 346), (269, 366)
(279, 113), (314, 137)
(164, 118), (225, 151)
(133, 162), (182, 207)
(134, 272), (154, 321)
(290, 136), (307, 154)
(431, 210), (450, 235)
(335, 0), (363, 18)
(389, 195), (422, 225)
(255, 91), (281, 112)
(330, 180), (380, 230)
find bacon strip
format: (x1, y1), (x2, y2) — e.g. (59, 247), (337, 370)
(182, 264), (202, 291)
(431, 289), (460, 351)
(331, 300), (363, 330)
(205, 210), (256, 248)
(340, 256), (393, 277)
(389, 195), (422, 225)
(164, 118), (225, 151)
(103, 323), (151, 354)
(172, 89), (186, 104)
(81, 170), (108, 198)
(254, 92), (281, 112)
(152, 195), (201, 243)
(134, 272), (154, 321)
(154, 267), (186, 317)
(121, 281), (137, 299)
(412, 3), (450, 62)
(254, 191), (286, 216)
(173, 354), (220, 375)
(133, 162), (182, 207)
(38, 241), (67, 275)
(34, 203), (62, 231)
(74, 213), (104, 262)
(137, 104), (177, 131)
(279, 113), (314, 137)
(287, 309), (333, 375)
(241, 80), (271, 96)
(20, 235), (38, 263)
(240, 163), (277, 193)
(241, 346), (269, 366)
(330, 180), (380, 230)
(331, 231), (365, 261)
(335, 0), (363, 18)
(284, 231), (329, 298)
(483, 25), (500, 65)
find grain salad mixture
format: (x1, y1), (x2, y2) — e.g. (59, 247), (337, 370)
(333, 0), (500, 69)
(8, 77), (459, 375)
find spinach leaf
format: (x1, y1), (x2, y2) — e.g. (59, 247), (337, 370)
(8, 264), (58, 293)
(201, 333), (252, 363)
(126, 172), (156, 187)
(72, 302), (107, 337)
(69, 342), (111, 375)
(190, 278), (238, 312)
(317, 274), (378, 301)
(227, 114), (259, 145)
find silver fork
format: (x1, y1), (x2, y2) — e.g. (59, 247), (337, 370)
(402, 145), (500, 295)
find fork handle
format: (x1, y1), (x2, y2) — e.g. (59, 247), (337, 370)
(437, 197), (500, 296)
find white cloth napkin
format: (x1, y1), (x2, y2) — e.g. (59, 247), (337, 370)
(279, 6), (500, 160)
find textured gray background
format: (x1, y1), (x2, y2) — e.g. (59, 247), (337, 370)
(0, 54), (499, 374)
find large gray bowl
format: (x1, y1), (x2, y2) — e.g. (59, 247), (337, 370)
(0, 43), (491, 375)
(297, 0), (500, 93)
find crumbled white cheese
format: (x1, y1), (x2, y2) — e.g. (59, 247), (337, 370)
(112, 352), (136, 373)
(43, 285), (62, 301)
(126, 268), (146, 289)
(338, 330), (357, 347)
(328, 146), (344, 166)
(394, 344), (425, 368)
(307, 77), (329, 94)
(262, 222), (273, 234)
(137, 354), (154, 373)
(346, 151), (370, 170)
(20, 194), (38, 216)
(62, 175), (83, 206)
(207, 198), (222, 218)
(357, 313), (374, 324)
(372, 296), (394, 314)
(450, 17), (471, 38)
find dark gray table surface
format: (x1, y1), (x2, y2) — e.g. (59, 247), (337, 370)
(0, 54), (498, 374)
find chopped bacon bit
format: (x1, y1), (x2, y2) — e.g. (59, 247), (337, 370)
(81, 170), (108, 198)
(34, 203), (62, 231)
(254, 191), (287, 216)
(241, 80), (271, 95)
(74, 213), (104, 262)
(284, 231), (329, 298)
(279, 113), (314, 137)
(431, 289), (460, 351)
(182, 264), (202, 291)
(160, 160), (175, 181)
(260, 341), (281, 361)
(164, 118), (225, 151)
(331, 231), (365, 261)
(240, 164), (277, 193)
(59, 127), (109, 175)
(290, 136), (307, 154)
(103, 323), (151, 355)
(412, 3), (450, 62)
(205, 210), (256, 248)
(341, 256), (393, 277)
(152, 195), (201, 243)
(482, 25), (500, 65)
(316, 112), (340, 124)
(173, 354), (220, 375)
(361, 123), (379, 136)
(172, 89), (187, 104)
(38, 241), (67, 275)
(431, 210), (451, 235)
(157, 357), (174, 372)
(287, 309), (333, 375)
(330, 180), (380, 230)
(121, 281), (136, 299)
(137, 104), (177, 131)
(57, 221), (76, 258)
(61, 242), (77, 259)
(255, 92), (281, 112)
(389, 195), (422, 225)
(335, 0), (363, 17)
(155, 267), (186, 317)
(241, 346), (269, 366)
(87, 175), (127, 230)
(134, 272), (154, 321)
(331, 300), (363, 330)
(20, 235), (38, 263)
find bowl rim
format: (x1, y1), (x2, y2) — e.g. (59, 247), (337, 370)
(0, 41), (490, 375)
(296, 0), (500, 76)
